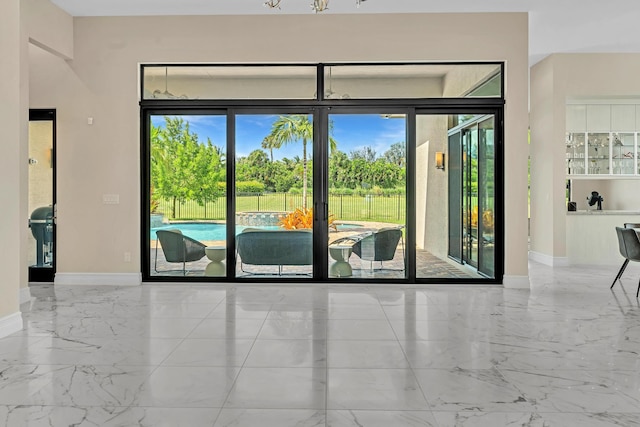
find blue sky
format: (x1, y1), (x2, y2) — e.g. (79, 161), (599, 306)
(151, 114), (406, 160)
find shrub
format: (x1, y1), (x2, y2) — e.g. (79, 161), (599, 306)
(236, 181), (265, 194)
(331, 187), (353, 196)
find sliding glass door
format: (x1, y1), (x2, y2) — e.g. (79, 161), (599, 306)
(327, 113), (407, 279)
(148, 113), (227, 278)
(234, 113), (314, 278)
(447, 115), (496, 278)
(415, 113), (498, 280)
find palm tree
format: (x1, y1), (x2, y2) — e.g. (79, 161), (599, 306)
(266, 115), (336, 209)
(261, 135), (277, 163)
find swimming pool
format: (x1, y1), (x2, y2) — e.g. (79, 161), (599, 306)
(150, 222), (361, 242)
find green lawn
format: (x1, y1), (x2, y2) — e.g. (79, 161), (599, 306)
(157, 192), (406, 225)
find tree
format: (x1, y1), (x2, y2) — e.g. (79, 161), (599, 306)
(151, 117), (225, 218)
(383, 142), (406, 167)
(350, 146), (377, 162)
(265, 115), (337, 209)
(261, 135), (277, 163)
(236, 149), (276, 190)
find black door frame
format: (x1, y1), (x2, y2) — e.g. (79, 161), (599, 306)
(140, 63), (505, 284)
(28, 108), (57, 283)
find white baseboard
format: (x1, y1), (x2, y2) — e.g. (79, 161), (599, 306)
(0, 312), (23, 339)
(528, 251), (569, 267)
(503, 275), (530, 289)
(54, 273), (142, 286)
(19, 287), (31, 305)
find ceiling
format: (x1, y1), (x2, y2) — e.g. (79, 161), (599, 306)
(50, 0), (640, 66)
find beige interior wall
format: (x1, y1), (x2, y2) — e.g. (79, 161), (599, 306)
(530, 56), (561, 259)
(26, 12), (529, 281)
(571, 180), (640, 211)
(530, 53), (640, 262)
(0, 0), (22, 317)
(22, 0), (73, 60)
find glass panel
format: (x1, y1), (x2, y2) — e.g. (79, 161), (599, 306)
(235, 114), (313, 278)
(417, 114), (495, 279)
(478, 117), (495, 277)
(448, 131), (462, 262)
(150, 114), (227, 277)
(142, 65), (317, 100)
(466, 73), (501, 97)
(587, 132), (609, 174)
(611, 132), (635, 175)
(327, 114), (406, 279)
(566, 132), (586, 175)
(28, 120), (54, 271)
(465, 127), (479, 267)
(324, 64), (501, 99)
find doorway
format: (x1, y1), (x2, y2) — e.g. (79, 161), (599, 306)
(28, 109), (56, 282)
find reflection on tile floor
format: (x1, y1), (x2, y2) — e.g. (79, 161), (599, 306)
(151, 244), (475, 279)
(4, 261), (640, 425)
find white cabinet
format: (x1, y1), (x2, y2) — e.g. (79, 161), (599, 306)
(611, 105), (636, 130)
(566, 104), (586, 131)
(566, 103), (640, 177)
(586, 105), (611, 131)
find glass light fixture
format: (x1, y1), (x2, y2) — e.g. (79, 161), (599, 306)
(264, 0), (366, 13)
(264, 0), (282, 9)
(435, 152), (445, 170)
(311, 0), (329, 12)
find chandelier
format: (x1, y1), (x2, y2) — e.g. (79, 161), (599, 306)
(264, 0), (367, 13)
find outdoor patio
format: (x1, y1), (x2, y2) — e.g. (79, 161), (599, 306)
(150, 242), (475, 280)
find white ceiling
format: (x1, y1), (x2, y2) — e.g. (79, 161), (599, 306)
(50, 0), (640, 66)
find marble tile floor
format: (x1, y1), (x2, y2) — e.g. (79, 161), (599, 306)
(151, 246), (474, 279)
(3, 260), (640, 426)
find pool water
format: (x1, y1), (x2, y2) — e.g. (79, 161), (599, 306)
(150, 222), (360, 242)
(151, 223), (274, 242)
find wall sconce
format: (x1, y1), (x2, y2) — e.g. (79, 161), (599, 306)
(435, 151), (445, 170)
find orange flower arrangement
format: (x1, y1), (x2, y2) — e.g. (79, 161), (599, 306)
(279, 207), (336, 231)
(470, 207), (494, 233)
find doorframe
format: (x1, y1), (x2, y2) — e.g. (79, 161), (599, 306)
(28, 108), (57, 283)
(139, 62), (505, 284)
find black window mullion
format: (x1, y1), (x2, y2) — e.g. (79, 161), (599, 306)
(226, 112), (236, 279)
(406, 110), (417, 282)
(313, 108), (329, 280)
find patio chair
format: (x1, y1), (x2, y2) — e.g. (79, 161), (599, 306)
(154, 229), (207, 275)
(611, 224), (640, 297)
(352, 226), (405, 271)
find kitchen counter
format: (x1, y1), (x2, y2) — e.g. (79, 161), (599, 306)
(566, 211), (640, 265)
(567, 210), (640, 215)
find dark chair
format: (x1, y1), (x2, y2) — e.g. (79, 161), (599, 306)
(611, 223), (640, 288)
(154, 229), (207, 275)
(352, 226), (405, 270)
(612, 226), (640, 297)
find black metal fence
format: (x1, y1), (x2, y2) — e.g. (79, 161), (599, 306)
(156, 192), (406, 223)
